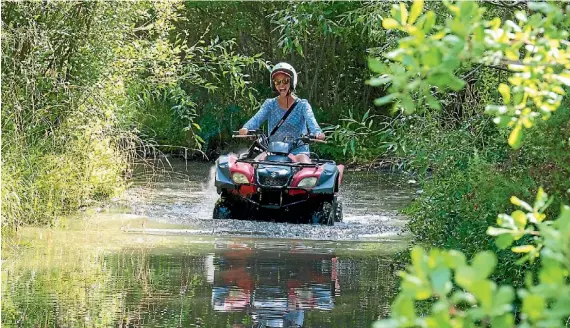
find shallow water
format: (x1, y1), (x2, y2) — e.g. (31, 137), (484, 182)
(2, 159), (416, 327)
(122, 159), (416, 240)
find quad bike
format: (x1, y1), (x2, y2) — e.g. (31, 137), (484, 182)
(213, 129), (344, 225)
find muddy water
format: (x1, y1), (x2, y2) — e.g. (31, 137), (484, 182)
(2, 159), (417, 328)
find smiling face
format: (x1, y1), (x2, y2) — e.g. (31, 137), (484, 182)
(272, 72), (291, 97)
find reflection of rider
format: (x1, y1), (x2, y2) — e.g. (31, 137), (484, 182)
(239, 62), (325, 163)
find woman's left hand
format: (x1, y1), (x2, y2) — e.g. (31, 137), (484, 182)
(316, 133), (325, 140)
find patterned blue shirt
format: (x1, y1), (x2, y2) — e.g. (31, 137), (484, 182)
(243, 97), (322, 154)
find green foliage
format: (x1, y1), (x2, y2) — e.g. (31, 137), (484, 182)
(371, 0), (570, 148)
(321, 109), (391, 163)
(376, 191), (570, 328)
(370, 1), (570, 326)
(1, 2), (144, 227)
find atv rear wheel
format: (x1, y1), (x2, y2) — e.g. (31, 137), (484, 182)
(333, 196), (343, 223)
(213, 198), (235, 220)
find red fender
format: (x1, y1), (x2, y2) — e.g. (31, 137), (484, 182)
(228, 156), (256, 196)
(290, 166), (324, 187)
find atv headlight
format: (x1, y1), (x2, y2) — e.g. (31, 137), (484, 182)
(232, 173), (249, 184)
(298, 177), (317, 188)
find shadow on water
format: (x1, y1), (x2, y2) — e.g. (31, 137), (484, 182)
(2, 159), (417, 327)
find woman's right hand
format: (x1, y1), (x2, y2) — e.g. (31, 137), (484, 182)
(239, 128), (248, 135)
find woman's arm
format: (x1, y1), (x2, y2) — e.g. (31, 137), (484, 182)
(302, 101), (323, 135)
(243, 99), (271, 131)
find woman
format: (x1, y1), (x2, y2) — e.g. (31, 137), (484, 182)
(238, 62), (325, 163)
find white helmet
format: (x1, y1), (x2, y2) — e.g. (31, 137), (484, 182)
(270, 62), (297, 91)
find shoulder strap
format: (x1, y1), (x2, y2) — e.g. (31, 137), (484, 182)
(269, 99), (299, 137)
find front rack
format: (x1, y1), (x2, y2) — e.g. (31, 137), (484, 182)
(236, 158), (335, 167)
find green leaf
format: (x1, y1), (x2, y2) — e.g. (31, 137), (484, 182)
(446, 250), (466, 268)
(493, 286), (515, 311)
(539, 262), (566, 285)
(511, 210), (527, 229)
(430, 267), (452, 296)
(401, 96), (415, 114)
(498, 83), (511, 104)
(409, 0), (424, 25)
(472, 251), (497, 279)
(367, 76), (391, 86)
(423, 11), (435, 32)
(382, 18), (400, 29)
(508, 122), (523, 149)
(522, 294), (546, 322)
(392, 294), (416, 322)
(470, 280), (494, 311)
(423, 47), (441, 68)
(374, 93), (399, 106)
(400, 2), (408, 24)
(448, 76), (466, 91)
(491, 314), (514, 328)
(455, 265), (477, 289)
(425, 94), (442, 110)
(495, 234), (514, 250)
(511, 245), (535, 253)
(368, 58), (385, 73)
(487, 226), (512, 236)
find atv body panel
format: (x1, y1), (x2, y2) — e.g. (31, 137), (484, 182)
(214, 136), (343, 225)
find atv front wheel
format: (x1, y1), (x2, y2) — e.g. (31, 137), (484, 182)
(213, 198), (234, 220)
(311, 202), (334, 226)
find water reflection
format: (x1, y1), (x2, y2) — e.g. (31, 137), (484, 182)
(208, 241), (340, 327)
(3, 236), (403, 327)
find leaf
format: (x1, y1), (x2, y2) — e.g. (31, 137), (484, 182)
(491, 314), (514, 328)
(425, 94), (441, 110)
(494, 286), (515, 310)
(430, 267), (452, 296)
(522, 294), (546, 322)
(409, 0), (424, 25)
(382, 18), (400, 29)
(367, 76), (391, 86)
(455, 265), (477, 289)
(392, 294), (416, 322)
(498, 83), (511, 104)
(423, 11), (436, 32)
(192, 123), (201, 131)
(400, 2), (408, 24)
(368, 58), (385, 73)
(511, 210), (527, 229)
(510, 196), (533, 211)
(486, 226), (513, 236)
(511, 245), (535, 253)
(470, 280), (494, 311)
(508, 122), (523, 149)
(446, 250), (466, 268)
(401, 95), (416, 114)
(374, 93), (399, 106)
(495, 234), (514, 250)
(472, 251), (497, 279)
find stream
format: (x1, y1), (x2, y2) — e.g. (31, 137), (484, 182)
(2, 159), (417, 328)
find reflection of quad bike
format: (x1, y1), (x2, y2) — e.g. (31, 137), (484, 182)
(206, 243), (339, 328)
(213, 130), (344, 225)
